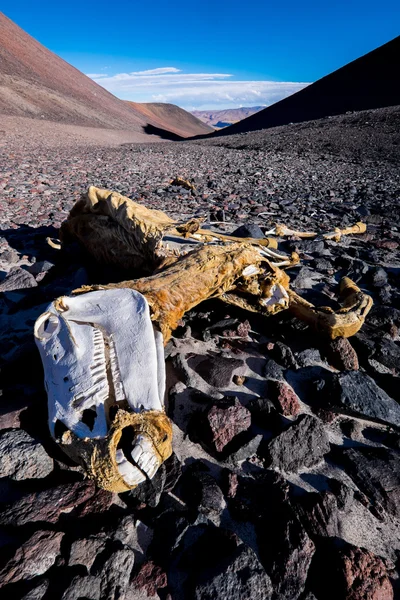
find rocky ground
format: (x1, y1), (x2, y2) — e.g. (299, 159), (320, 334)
(0, 106), (400, 599)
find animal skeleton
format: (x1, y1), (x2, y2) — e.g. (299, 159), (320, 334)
(35, 186), (372, 492)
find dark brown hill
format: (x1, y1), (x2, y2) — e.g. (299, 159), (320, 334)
(127, 102), (213, 138)
(214, 36), (400, 136)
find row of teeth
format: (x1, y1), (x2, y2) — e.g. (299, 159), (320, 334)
(115, 434), (159, 486)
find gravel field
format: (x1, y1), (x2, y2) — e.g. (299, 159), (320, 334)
(0, 106), (400, 599)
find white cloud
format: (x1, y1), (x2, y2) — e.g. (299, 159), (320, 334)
(129, 67), (181, 75)
(88, 68), (310, 110)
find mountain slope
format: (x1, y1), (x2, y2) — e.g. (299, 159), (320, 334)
(0, 12), (174, 139)
(192, 107), (264, 129)
(127, 102), (213, 137)
(215, 36), (400, 136)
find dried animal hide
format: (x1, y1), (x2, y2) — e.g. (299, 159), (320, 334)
(34, 288), (172, 493)
(60, 186), (278, 272)
(75, 243), (291, 343)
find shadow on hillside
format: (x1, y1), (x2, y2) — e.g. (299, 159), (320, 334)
(143, 123), (185, 141)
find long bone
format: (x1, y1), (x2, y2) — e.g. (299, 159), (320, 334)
(265, 221), (366, 241)
(59, 186), (279, 272)
(288, 277), (373, 339)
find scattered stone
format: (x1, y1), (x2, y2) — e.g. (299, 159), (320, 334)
(68, 534), (107, 570)
(0, 266), (37, 291)
(194, 355), (245, 388)
(325, 337), (359, 370)
(0, 480), (96, 526)
(131, 560), (168, 597)
(295, 490), (340, 539)
(310, 542), (394, 600)
(195, 397), (251, 453)
(21, 580), (50, 600)
(0, 429), (53, 480)
(296, 348), (324, 368)
(231, 223), (265, 239)
(331, 370), (400, 427)
(180, 467), (226, 516)
(263, 415), (330, 472)
(95, 547), (135, 600)
(268, 380), (301, 416)
(225, 433), (263, 465)
(270, 341), (298, 369)
(0, 530), (64, 585)
(61, 575), (102, 600)
(258, 495), (315, 599)
(339, 447), (400, 519)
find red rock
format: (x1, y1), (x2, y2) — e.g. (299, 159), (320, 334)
(131, 560), (167, 597)
(0, 529), (64, 584)
(326, 337), (359, 371)
(0, 480), (96, 526)
(199, 397), (251, 453)
(74, 488), (114, 518)
(268, 380), (300, 416)
(375, 240), (398, 250)
(339, 546), (393, 600)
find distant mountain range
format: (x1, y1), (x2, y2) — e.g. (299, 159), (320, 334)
(213, 36), (400, 136)
(191, 107), (264, 129)
(0, 12), (211, 141)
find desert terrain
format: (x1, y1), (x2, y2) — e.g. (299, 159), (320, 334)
(1, 11), (400, 600)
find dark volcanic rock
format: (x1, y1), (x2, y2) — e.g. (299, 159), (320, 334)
(61, 575), (101, 600)
(180, 466), (226, 516)
(193, 543), (273, 600)
(194, 396), (251, 453)
(331, 370), (400, 426)
(0, 529), (64, 584)
(0, 480), (96, 526)
(21, 580), (49, 600)
(263, 414), (330, 472)
(0, 428), (53, 480)
(295, 490), (340, 539)
(68, 534), (107, 570)
(258, 493), (315, 599)
(122, 453), (182, 508)
(194, 355), (245, 388)
(95, 547), (135, 600)
(270, 341), (298, 369)
(0, 266), (37, 291)
(339, 447), (400, 519)
(231, 223), (265, 239)
(181, 527), (273, 600)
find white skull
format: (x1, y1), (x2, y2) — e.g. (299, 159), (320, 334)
(34, 288), (173, 492)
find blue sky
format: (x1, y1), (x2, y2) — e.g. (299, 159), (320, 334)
(2, 1), (399, 109)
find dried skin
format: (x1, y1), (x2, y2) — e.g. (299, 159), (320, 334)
(60, 186), (278, 272)
(288, 277), (373, 339)
(75, 243), (290, 342)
